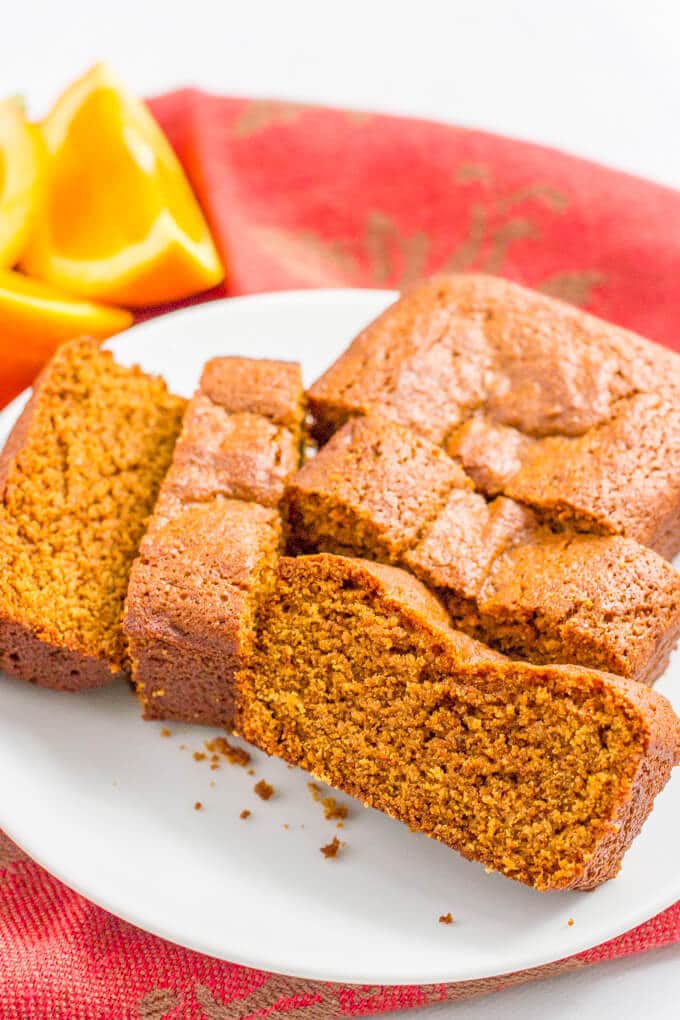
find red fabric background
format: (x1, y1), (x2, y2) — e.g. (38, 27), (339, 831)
(2, 91), (680, 1017)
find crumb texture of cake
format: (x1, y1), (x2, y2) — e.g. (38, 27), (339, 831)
(124, 356), (304, 726)
(236, 553), (680, 891)
(307, 274), (680, 556)
(286, 414), (680, 683)
(0, 338), (185, 691)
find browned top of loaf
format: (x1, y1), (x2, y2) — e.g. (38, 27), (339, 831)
(307, 274), (680, 553)
(124, 499), (281, 656)
(403, 490), (535, 599)
(285, 414), (471, 559)
(201, 356), (305, 427)
(154, 356), (303, 521)
(0, 338), (185, 673)
(474, 532), (680, 678)
(446, 394), (680, 555)
(285, 412), (680, 682)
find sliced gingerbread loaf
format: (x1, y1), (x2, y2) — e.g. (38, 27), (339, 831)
(235, 553), (680, 891)
(307, 274), (680, 557)
(284, 414), (680, 683)
(0, 338), (185, 691)
(123, 356), (304, 726)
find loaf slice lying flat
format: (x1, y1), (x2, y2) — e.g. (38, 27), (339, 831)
(0, 339), (185, 690)
(236, 553), (680, 891)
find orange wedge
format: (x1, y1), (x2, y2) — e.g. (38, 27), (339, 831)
(22, 63), (224, 307)
(0, 269), (132, 406)
(0, 98), (45, 268)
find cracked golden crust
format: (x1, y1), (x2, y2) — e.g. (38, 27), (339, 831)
(308, 274), (680, 554)
(285, 414), (680, 682)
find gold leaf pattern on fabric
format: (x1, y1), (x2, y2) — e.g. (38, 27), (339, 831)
(363, 212), (429, 287)
(456, 162), (492, 183)
(195, 984), (235, 1019)
(496, 184), (569, 214)
(0, 832), (27, 870)
(443, 203), (487, 272)
(252, 227), (359, 286)
(344, 109), (374, 125)
(538, 269), (606, 307)
(483, 218), (538, 273)
(400, 231), (430, 288)
(137, 987), (181, 1019)
(196, 980), (327, 1018)
(233, 100), (310, 139)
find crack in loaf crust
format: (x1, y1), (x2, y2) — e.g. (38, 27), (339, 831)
(0, 339), (185, 691)
(306, 274), (680, 558)
(284, 414), (680, 684)
(236, 554), (680, 891)
(124, 356), (304, 726)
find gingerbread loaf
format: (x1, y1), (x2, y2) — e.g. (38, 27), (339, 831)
(0, 338), (185, 691)
(284, 414), (680, 682)
(123, 356), (304, 726)
(307, 274), (680, 558)
(235, 553), (680, 891)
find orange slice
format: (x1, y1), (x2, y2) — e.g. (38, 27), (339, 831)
(22, 63), (224, 307)
(0, 98), (44, 268)
(0, 269), (132, 406)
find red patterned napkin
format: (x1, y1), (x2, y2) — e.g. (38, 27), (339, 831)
(2, 91), (680, 1018)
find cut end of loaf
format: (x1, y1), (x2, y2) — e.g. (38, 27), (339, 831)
(0, 338), (185, 689)
(237, 553), (680, 891)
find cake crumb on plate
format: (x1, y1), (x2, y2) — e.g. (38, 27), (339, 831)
(321, 836), (343, 859)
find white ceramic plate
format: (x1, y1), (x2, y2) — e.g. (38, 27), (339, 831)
(0, 290), (678, 986)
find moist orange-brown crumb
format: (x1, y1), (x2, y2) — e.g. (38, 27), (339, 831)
(194, 802), (203, 811)
(235, 553), (680, 891)
(438, 913), (454, 925)
(160, 728), (172, 738)
(204, 736), (251, 767)
(321, 836), (342, 859)
(254, 779), (274, 801)
(240, 809), (251, 820)
(322, 797), (348, 821)
(193, 752), (206, 762)
(0, 338), (185, 691)
(567, 918), (575, 927)
(308, 783), (349, 820)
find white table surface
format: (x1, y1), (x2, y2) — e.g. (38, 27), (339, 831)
(5, 1), (680, 1015)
